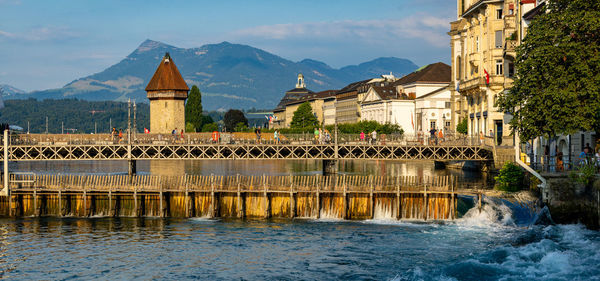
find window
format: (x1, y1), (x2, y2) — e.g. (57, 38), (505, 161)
(430, 121), (437, 130)
(496, 9), (503, 19)
(165, 102), (168, 108)
(496, 60), (503, 75)
(445, 102), (451, 109)
(495, 30), (503, 48)
(476, 37), (479, 52)
(445, 121), (451, 128)
(507, 62), (515, 77)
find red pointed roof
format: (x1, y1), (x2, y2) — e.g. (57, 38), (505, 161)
(145, 53), (189, 91)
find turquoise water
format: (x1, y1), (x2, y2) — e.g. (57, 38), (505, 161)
(1, 198), (599, 280)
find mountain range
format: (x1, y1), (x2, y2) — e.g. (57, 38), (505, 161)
(5, 40), (419, 110)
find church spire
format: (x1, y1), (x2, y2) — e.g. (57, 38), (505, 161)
(296, 73), (306, 89)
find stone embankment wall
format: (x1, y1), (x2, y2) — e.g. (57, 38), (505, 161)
(544, 174), (600, 230)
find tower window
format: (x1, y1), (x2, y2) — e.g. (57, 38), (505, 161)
(165, 102), (168, 108)
(496, 9), (503, 19)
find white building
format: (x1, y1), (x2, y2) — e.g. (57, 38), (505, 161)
(360, 85), (416, 135)
(415, 85), (452, 133)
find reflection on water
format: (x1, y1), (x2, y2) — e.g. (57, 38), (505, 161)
(1, 213), (599, 280)
(11, 160), (490, 187)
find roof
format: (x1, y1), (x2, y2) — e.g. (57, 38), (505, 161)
(371, 85), (400, 100)
(523, 2), (546, 21)
(393, 62), (451, 86)
(362, 85), (413, 103)
(145, 53), (189, 92)
(414, 84), (450, 100)
(273, 87), (316, 111)
(337, 79), (371, 94)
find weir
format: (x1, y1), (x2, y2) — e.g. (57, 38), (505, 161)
(0, 174), (478, 220)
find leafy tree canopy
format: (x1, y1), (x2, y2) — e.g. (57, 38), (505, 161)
(290, 102), (319, 129)
(497, 0), (600, 141)
(456, 118), (468, 135)
(223, 109), (248, 132)
(185, 85), (203, 132)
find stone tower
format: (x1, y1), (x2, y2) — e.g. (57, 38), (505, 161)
(145, 52), (189, 134)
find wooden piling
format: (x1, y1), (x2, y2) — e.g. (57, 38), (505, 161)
(369, 175), (374, 219)
(289, 175), (295, 219)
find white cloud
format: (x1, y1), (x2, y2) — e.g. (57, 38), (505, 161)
(0, 26), (80, 41)
(231, 15), (452, 48)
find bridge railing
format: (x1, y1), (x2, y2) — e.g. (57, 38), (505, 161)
(7, 132), (485, 147)
(9, 173), (457, 193)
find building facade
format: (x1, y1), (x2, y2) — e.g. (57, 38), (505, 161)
(272, 74), (336, 128)
(449, 0), (534, 146)
(414, 86), (452, 134)
(145, 52), (189, 134)
(360, 86), (416, 135)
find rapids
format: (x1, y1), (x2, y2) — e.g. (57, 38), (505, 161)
(0, 197), (598, 280)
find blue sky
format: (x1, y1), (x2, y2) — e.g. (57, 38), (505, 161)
(0, 0), (455, 91)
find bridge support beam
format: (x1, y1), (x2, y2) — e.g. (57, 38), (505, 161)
(322, 159), (338, 175)
(1, 129), (9, 197)
(128, 160), (137, 176)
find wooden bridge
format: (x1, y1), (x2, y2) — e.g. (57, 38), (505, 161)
(1, 174), (485, 220)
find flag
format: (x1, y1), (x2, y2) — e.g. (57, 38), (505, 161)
(144, 128), (150, 134)
(484, 69), (490, 85)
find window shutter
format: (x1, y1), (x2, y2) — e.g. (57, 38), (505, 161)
(495, 31), (503, 48)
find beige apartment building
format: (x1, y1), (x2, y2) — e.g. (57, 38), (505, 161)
(272, 74), (336, 128)
(449, 0), (537, 146)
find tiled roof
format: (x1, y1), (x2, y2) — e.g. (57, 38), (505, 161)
(393, 62), (451, 86)
(274, 87), (316, 111)
(145, 53), (189, 91)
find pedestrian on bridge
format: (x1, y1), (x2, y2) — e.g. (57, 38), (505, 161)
(429, 127), (437, 145)
(371, 130), (377, 145)
(255, 127), (261, 143)
(314, 128), (320, 144)
(118, 129), (123, 144)
(360, 131), (365, 143)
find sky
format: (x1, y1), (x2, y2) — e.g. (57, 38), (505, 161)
(0, 0), (456, 92)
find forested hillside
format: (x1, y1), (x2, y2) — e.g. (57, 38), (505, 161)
(0, 99), (150, 134)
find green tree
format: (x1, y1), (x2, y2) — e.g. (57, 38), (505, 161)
(223, 109), (247, 132)
(494, 162), (525, 192)
(290, 102), (318, 129)
(497, 0), (600, 141)
(185, 122), (195, 133)
(234, 122), (249, 132)
(456, 118), (468, 135)
(185, 85), (203, 132)
(201, 122), (218, 132)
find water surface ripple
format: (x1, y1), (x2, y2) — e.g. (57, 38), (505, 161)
(1, 204), (599, 280)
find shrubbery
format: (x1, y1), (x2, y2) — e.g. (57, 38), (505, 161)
(325, 120), (403, 135)
(494, 162), (525, 192)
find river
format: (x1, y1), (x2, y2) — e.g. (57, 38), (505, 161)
(2, 161), (599, 280)
(1, 197), (599, 280)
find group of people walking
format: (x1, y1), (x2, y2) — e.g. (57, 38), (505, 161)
(359, 130), (378, 145)
(314, 128), (332, 144)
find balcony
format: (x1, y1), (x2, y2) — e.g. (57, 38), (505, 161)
(459, 77), (484, 92)
(504, 39), (517, 58)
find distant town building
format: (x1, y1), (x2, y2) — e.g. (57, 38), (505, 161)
(272, 74), (336, 128)
(392, 62), (451, 135)
(414, 86), (452, 134)
(360, 85), (415, 135)
(335, 80), (370, 124)
(145, 52), (189, 134)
